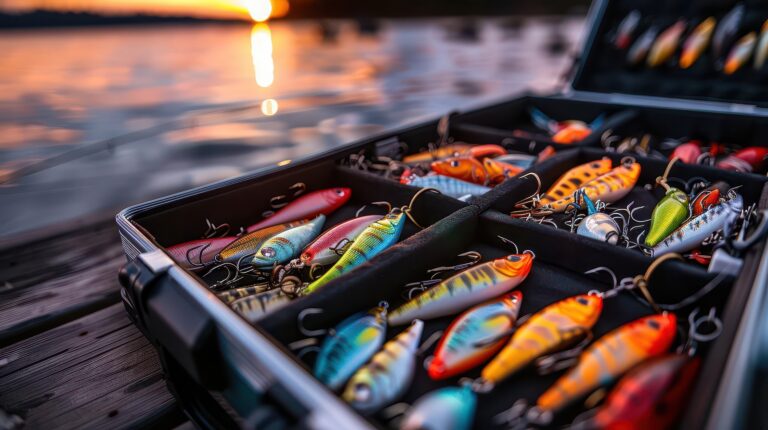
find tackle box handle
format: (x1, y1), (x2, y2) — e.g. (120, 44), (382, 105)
(119, 251), (226, 390)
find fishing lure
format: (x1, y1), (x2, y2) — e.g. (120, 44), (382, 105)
(529, 108), (603, 144)
(314, 304), (389, 390)
(167, 236), (237, 269)
(647, 20), (686, 67)
(574, 354), (700, 430)
(400, 385), (477, 430)
(230, 288), (291, 323)
(403, 144), (505, 164)
(680, 18), (716, 68)
(716, 147), (768, 173)
(552, 124), (592, 144)
(542, 161), (641, 214)
(628, 26), (660, 65)
(480, 294), (603, 388)
(496, 153), (537, 170)
(755, 20), (768, 69)
(613, 10), (641, 50)
(538, 158), (613, 208)
(670, 140), (702, 164)
(483, 157), (524, 185)
(525, 313), (677, 425)
(343, 320), (424, 414)
(576, 192), (621, 245)
(217, 220), (308, 264)
(645, 187), (690, 247)
(537, 146), (556, 163)
(300, 214), (381, 267)
(304, 210), (407, 294)
(247, 188), (351, 233)
(713, 3), (745, 59)
(427, 291), (523, 380)
(652, 194), (743, 256)
(388, 253), (534, 326)
(251, 215), (326, 269)
(691, 181), (728, 216)
(724, 32), (756, 74)
(431, 157), (488, 185)
(401, 174), (491, 199)
(217, 283), (271, 304)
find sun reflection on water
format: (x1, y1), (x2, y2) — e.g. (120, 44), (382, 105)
(250, 23), (274, 88)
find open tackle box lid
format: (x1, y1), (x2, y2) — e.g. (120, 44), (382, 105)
(566, 0), (768, 114)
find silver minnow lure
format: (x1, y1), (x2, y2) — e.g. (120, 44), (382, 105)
(578, 212), (620, 244)
(342, 320), (424, 415)
(230, 288), (291, 323)
(405, 174), (491, 199)
(251, 215), (326, 268)
(652, 194), (743, 256)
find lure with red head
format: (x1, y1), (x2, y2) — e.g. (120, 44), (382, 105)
(582, 355), (701, 430)
(670, 140), (702, 164)
(716, 147), (768, 173)
(552, 123), (592, 144)
(691, 181), (728, 216)
(431, 157), (488, 185)
(247, 188), (351, 233)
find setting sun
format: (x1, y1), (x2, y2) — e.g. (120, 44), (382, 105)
(243, 0), (272, 22)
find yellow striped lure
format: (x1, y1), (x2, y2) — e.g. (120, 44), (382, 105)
(342, 319), (424, 414)
(388, 252), (534, 326)
(496, 313), (677, 428)
(313, 303), (389, 391)
(230, 288), (292, 324)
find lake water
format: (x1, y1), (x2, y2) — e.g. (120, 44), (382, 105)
(0, 17), (583, 237)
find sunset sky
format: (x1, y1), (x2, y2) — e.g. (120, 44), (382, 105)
(0, 0), (289, 20)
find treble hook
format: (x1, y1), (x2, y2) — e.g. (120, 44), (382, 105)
(426, 251), (482, 279)
(511, 172), (543, 210)
(297, 308), (328, 337)
(263, 182), (307, 216)
(497, 235), (519, 254)
(355, 201), (392, 217)
(404, 187), (441, 229)
(203, 218), (231, 238)
(584, 266), (619, 290)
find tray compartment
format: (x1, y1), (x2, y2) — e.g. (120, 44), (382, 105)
(258, 211), (729, 429)
(484, 148), (768, 269)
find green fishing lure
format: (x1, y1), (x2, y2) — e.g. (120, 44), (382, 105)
(645, 188), (690, 247)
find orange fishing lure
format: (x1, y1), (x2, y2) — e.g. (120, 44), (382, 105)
(431, 157), (489, 185)
(480, 294), (604, 387)
(542, 161), (641, 213)
(403, 144), (505, 164)
(483, 158), (524, 185)
(531, 313), (677, 422)
(538, 159), (613, 207)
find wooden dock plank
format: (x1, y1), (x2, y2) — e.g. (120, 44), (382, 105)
(0, 304), (185, 430)
(0, 219), (125, 346)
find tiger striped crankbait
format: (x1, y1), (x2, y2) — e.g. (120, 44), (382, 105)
(217, 283), (271, 304)
(402, 174), (491, 199)
(218, 220), (308, 264)
(526, 313), (677, 425)
(680, 18), (716, 68)
(538, 158), (613, 208)
(400, 385), (477, 430)
(645, 187), (690, 247)
(388, 253), (534, 326)
(343, 320), (424, 414)
(431, 157), (488, 185)
(427, 291), (523, 380)
(724, 31), (756, 75)
(543, 161), (641, 213)
(247, 188), (350, 233)
(304, 210), (406, 294)
(314, 304), (388, 390)
(483, 157), (524, 185)
(652, 194), (743, 256)
(647, 20), (686, 67)
(231, 288), (291, 323)
(480, 294), (603, 388)
(251, 215), (326, 269)
(300, 215), (381, 267)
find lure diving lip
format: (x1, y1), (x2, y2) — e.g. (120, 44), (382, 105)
(647, 20), (686, 67)
(342, 320), (424, 415)
(724, 32), (756, 75)
(645, 187), (690, 247)
(300, 214), (381, 267)
(247, 187), (351, 233)
(314, 304), (388, 390)
(529, 313), (677, 423)
(480, 294), (603, 387)
(251, 215), (326, 268)
(755, 20), (768, 69)
(680, 18), (716, 69)
(388, 253), (534, 326)
(400, 385), (477, 430)
(427, 291), (523, 380)
(713, 3), (745, 59)
(304, 210), (406, 294)
(613, 10), (641, 50)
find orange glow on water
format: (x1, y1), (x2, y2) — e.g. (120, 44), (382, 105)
(251, 23), (274, 87)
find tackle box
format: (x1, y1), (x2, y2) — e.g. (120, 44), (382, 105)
(116, 1), (768, 428)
